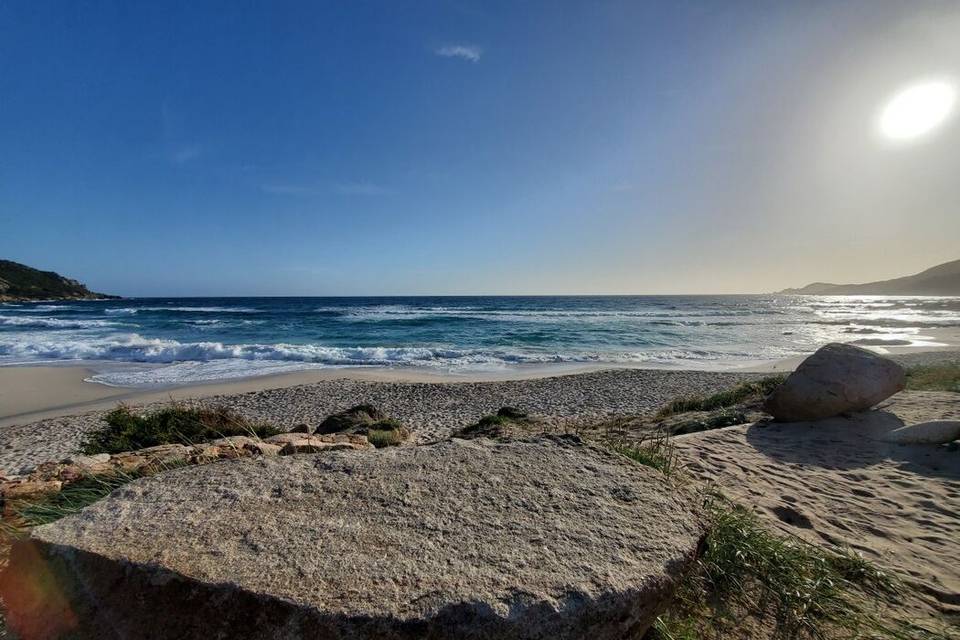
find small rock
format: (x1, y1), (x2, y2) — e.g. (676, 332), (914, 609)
(289, 423), (311, 433)
(881, 420), (960, 444)
(1, 480), (62, 501)
(27, 461), (63, 482)
(63, 454), (111, 468)
(278, 435), (373, 455)
(242, 442), (282, 457)
(56, 465), (87, 484)
(264, 433), (312, 445)
(137, 444), (192, 466)
(208, 436), (256, 449)
(109, 453), (154, 474)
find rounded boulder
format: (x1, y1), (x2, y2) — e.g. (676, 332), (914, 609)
(764, 343), (906, 422)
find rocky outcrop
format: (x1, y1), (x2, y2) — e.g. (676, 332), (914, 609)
(881, 420), (960, 444)
(0, 437), (705, 640)
(0, 433), (371, 508)
(763, 343), (905, 422)
(0, 259), (116, 301)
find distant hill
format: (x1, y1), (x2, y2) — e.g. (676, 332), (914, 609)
(780, 258), (960, 296)
(0, 260), (117, 302)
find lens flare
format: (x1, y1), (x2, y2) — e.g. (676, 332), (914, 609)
(878, 80), (956, 141)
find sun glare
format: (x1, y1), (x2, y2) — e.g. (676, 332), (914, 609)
(878, 80), (957, 141)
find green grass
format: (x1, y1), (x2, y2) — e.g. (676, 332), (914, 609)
(650, 493), (949, 640)
(657, 376), (786, 417)
(80, 403), (281, 455)
(905, 363), (960, 393)
(1, 471), (145, 532)
(608, 433), (680, 477)
(366, 420), (408, 448)
(669, 409), (750, 436)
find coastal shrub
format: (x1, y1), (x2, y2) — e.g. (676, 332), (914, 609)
(657, 376), (786, 417)
(366, 419), (408, 448)
(81, 404), (280, 455)
(905, 363), (960, 393)
(609, 433), (679, 477)
(316, 404), (387, 434)
(455, 407), (533, 438)
(495, 406), (528, 420)
(669, 410), (749, 436)
(648, 493), (945, 640)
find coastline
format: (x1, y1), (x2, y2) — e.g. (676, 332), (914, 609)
(0, 362), (619, 428)
(2, 344), (958, 430)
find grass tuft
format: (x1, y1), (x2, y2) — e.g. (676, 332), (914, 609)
(608, 432), (680, 478)
(649, 492), (947, 640)
(366, 419), (408, 448)
(81, 403), (281, 455)
(5, 472), (143, 530)
(657, 376), (785, 418)
(905, 363), (960, 393)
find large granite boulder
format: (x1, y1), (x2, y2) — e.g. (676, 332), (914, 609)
(0, 437), (704, 640)
(763, 343), (906, 422)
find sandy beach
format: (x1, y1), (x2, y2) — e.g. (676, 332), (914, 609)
(0, 363), (620, 429)
(0, 367), (767, 475)
(0, 349), (958, 636)
(2, 349), (958, 474)
(674, 390), (960, 627)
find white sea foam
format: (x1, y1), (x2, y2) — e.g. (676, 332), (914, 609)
(19, 304), (74, 312)
(0, 315), (120, 329)
(104, 306), (260, 314)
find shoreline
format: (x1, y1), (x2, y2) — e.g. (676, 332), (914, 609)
(0, 362), (621, 428)
(2, 345), (959, 429)
(0, 367), (771, 475)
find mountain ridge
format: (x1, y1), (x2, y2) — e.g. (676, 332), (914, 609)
(780, 258), (960, 296)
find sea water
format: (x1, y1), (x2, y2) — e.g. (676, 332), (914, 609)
(1, 295), (957, 386)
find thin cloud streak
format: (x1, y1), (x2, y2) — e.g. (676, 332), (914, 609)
(170, 145), (202, 164)
(260, 182), (392, 197)
(333, 182), (393, 196)
(435, 44), (482, 62)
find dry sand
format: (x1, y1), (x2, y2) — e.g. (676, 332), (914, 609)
(674, 390), (960, 627)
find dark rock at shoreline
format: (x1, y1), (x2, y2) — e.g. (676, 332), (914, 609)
(0, 437), (705, 640)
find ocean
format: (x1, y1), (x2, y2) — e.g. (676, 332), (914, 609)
(1, 295), (957, 387)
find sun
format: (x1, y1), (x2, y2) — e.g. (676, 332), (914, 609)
(877, 80), (957, 141)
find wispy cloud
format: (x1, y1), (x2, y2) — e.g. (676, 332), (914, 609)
(260, 183), (320, 196)
(260, 182), (392, 197)
(435, 44), (482, 62)
(170, 144), (202, 165)
(333, 182), (393, 196)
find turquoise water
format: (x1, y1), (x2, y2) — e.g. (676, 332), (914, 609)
(1, 295), (957, 386)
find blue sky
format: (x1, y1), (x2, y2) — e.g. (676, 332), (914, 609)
(2, 1), (959, 295)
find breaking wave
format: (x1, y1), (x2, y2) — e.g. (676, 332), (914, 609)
(0, 315), (120, 329)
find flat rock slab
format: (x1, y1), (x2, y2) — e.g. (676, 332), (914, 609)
(1, 437), (704, 640)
